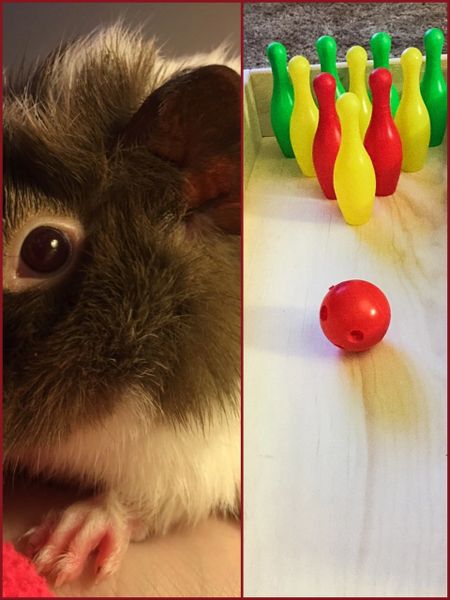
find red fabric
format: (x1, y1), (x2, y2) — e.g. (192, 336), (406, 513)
(2, 542), (54, 598)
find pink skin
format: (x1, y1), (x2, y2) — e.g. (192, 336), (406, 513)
(21, 494), (145, 587)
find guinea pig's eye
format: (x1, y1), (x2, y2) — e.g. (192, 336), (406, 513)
(3, 216), (85, 293)
(20, 226), (72, 273)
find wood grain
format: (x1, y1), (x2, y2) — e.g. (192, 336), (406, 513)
(243, 62), (447, 597)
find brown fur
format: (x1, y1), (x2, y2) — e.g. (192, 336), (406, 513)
(3, 26), (241, 459)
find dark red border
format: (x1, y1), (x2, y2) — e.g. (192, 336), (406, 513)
(2, 0), (242, 3)
(1, 1), (449, 599)
(0, 0), (4, 591)
(1, 0), (447, 3)
(240, 2), (245, 600)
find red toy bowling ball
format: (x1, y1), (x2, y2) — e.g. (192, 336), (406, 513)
(319, 280), (391, 352)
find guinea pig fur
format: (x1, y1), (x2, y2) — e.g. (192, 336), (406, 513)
(3, 25), (240, 583)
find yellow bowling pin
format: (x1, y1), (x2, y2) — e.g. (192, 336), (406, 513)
(347, 46), (372, 138)
(288, 56), (319, 177)
(395, 47), (431, 172)
(334, 93), (376, 226)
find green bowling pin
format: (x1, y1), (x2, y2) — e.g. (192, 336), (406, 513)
(420, 28), (447, 147)
(370, 32), (400, 116)
(266, 42), (295, 157)
(316, 35), (346, 98)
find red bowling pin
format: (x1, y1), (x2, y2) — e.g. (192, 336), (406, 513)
(313, 73), (341, 199)
(364, 68), (402, 196)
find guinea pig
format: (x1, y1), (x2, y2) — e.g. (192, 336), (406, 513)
(3, 25), (241, 585)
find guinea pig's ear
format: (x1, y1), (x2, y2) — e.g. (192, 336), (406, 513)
(120, 65), (240, 235)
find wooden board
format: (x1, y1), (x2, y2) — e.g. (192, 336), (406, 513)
(243, 60), (447, 598)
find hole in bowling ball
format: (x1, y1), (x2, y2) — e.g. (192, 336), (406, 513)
(320, 305), (328, 321)
(348, 330), (364, 342)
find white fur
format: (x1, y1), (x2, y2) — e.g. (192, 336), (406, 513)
(20, 396), (240, 535)
(24, 24), (240, 103)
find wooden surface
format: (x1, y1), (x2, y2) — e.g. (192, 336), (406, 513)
(243, 66), (447, 597)
(4, 478), (241, 598)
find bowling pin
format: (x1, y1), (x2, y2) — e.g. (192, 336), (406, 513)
(334, 93), (376, 225)
(266, 42), (295, 158)
(395, 47), (430, 172)
(420, 28), (448, 147)
(365, 68), (402, 196)
(316, 35), (346, 97)
(370, 32), (400, 116)
(288, 56), (319, 177)
(347, 46), (372, 138)
(313, 73), (341, 199)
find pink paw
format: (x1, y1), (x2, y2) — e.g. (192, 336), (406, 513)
(21, 493), (136, 586)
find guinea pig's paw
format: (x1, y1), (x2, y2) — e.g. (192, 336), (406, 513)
(25, 492), (134, 586)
